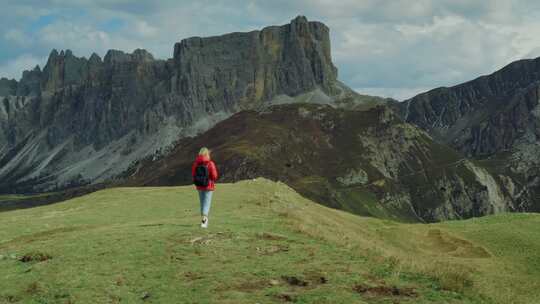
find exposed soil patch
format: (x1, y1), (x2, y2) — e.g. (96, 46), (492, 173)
(52, 292), (71, 301)
(213, 278), (271, 293)
(186, 232), (234, 246)
(115, 276), (125, 286)
(275, 292), (297, 302)
(280, 271), (328, 289)
(184, 271), (204, 281)
(189, 236), (212, 245)
(19, 252), (52, 263)
(138, 223), (164, 227)
(305, 273), (328, 285)
(257, 232), (288, 241)
(25, 282), (42, 294)
(256, 244), (289, 255)
(282, 275), (309, 287)
(353, 283), (418, 298)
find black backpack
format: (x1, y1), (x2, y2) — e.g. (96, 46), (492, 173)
(193, 163), (210, 187)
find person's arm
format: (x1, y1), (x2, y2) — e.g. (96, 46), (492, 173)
(209, 161), (219, 180)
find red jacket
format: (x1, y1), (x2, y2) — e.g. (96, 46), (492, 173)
(191, 155), (219, 191)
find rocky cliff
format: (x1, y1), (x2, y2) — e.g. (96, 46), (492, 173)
(401, 58), (540, 210)
(0, 16), (359, 193)
(401, 58), (540, 156)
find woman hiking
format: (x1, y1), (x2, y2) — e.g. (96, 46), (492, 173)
(192, 147), (219, 228)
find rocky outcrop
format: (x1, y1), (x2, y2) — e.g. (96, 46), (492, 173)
(0, 16), (346, 193)
(336, 168), (368, 186)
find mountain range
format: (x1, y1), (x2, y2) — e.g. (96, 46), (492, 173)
(1, 16), (538, 222)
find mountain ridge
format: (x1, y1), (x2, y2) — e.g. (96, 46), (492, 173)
(1, 16), (371, 193)
(400, 56), (540, 214)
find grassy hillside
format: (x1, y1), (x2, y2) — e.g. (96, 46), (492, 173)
(0, 179), (539, 303)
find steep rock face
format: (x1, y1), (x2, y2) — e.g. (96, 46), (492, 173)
(0, 16), (343, 193)
(0, 78), (18, 96)
(125, 103), (519, 222)
(171, 16), (337, 110)
(401, 58), (540, 149)
(401, 58), (540, 209)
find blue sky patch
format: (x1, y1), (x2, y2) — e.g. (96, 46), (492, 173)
(100, 18), (125, 32)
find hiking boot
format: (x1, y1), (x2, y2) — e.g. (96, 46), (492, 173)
(201, 217), (208, 228)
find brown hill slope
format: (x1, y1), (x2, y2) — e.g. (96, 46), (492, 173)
(125, 103), (530, 222)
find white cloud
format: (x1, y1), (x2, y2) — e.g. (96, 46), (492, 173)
(39, 22), (111, 51)
(4, 29), (32, 47)
(326, 8), (527, 93)
(133, 20), (158, 38)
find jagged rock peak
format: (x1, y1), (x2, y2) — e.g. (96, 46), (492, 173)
(41, 49), (90, 91)
(104, 49), (129, 64)
(132, 49), (154, 62)
(104, 49), (155, 64)
(292, 15), (308, 23)
(49, 49), (59, 58)
(45, 49), (78, 69)
(0, 77), (18, 96)
(48, 49), (74, 59)
(64, 49), (74, 57)
(89, 52), (102, 63)
(21, 66), (41, 77)
(290, 15), (311, 33)
(17, 65), (42, 96)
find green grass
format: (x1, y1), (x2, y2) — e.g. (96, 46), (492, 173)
(439, 215), (540, 302)
(0, 179), (538, 303)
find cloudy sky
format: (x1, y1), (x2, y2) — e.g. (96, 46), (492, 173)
(1, 0), (540, 100)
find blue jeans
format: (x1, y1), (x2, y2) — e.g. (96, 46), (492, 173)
(198, 190), (213, 216)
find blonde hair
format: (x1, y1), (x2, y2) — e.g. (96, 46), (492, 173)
(199, 147), (210, 157)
